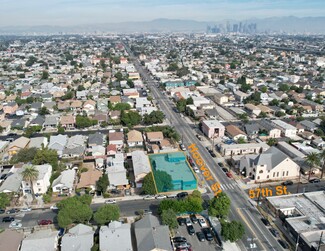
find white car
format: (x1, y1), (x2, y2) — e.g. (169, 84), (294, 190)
(143, 195), (155, 200)
(193, 167), (200, 173)
(167, 194), (177, 198)
(155, 195), (167, 199)
(20, 207), (32, 212)
(198, 218), (208, 228)
(9, 221), (22, 229)
(50, 205), (58, 210)
(185, 217), (192, 226)
(105, 199), (116, 204)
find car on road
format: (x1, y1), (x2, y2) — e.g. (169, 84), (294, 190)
(38, 219), (53, 225)
(155, 195), (167, 199)
(196, 231), (205, 242)
(196, 134), (203, 141)
(309, 178), (320, 183)
(143, 195), (155, 200)
(20, 207), (32, 212)
(177, 192), (188, 200)
(174, 242), (191, 249)
(278, 239), (289, 249)
(218, 162), (224, 168)
(185, 217), (192, 226)
(0, 209), (5, 214)
(261, 218), (271, 226)
(179, 144), (186, 151)
(282, 180), (293, 186)
(187, 225), (195, 235)
(198, 217), (208, 228)
(50, 204), (59, 210)
(2, 216), (14, 222)
(207, 149), (216, 158)
(9, 221), (22, 229)
(202, 228), (213, 241)
(167, 194), (177, 198)
(173, 236), (187, 243)
(226, 172), (233, 178)
(105, 199), (116, 204)
(190, 214), (198, 224)
(173, 107), (180, 113)
(6, 208), (19, 214)
(222, 168), (228, 173)
(176, 247), (192, 251)
(269, 228), (279, 237)
(178, 217), (187, 226)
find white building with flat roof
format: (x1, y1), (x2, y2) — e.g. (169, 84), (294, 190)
(271, 119), (297, 138)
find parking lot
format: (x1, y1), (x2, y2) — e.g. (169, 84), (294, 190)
(173, 215), (221, 251)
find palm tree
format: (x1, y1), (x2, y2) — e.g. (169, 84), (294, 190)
(21, 165), (39, 200)
(318, 149), (325, 179)
(306, 152), (320, 181)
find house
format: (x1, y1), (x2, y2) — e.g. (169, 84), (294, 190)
(77, 165), (102, 192)
(99, 221), (133, 251)
(201, 120), (225, 139)
(61, 224), (94, 251)
(48, 134), (68, 157)
(0, 120), (11, 135)
(21, 164), (52, 195)
(43, 115), (59, 130)
(83, 100), (96, 116)
(30, 115), (45, 127)
(60, 115), (76, 130)
(0, 140), (9, 154)
(225, 125), (247, 141)
(219, 142), (270, 157)
(8, 136), (30, 156)
(234, 91), (249, 102)
(91, 145), (106, 157)
(109, 95), (121, 105)
(134, 214), (173, 251)
(213, 93), (229, 105)
(146, 132), (164, 144)
(3, 102), (18, 115)
(0, 229), (24, 251)
(106, 144), (117, 156)
(110, 110), (121, 120)
(0, 168), (24, 193)
(11, 118), (27, 129)
(70, 100), (83, 111)
(52, 169), (76, 194)
(299, 120), (318, 132)
(127, 130), (143, 147)
(239, 147), (300, 182)
(62, 135), (87, 158)
(88, 132), (106, 147)
(123, 88), (139, 99)
(132, 151), (151, 187)
(271, 119), (297, 138)
(97, 98), (109, 112)
(20, 229), (58, 251)
(57, 101), (71, 111)
(108, 132), (124, 150)
(106, 153), (128, 187)
(311, 138), (325, 149)
(29, 137), (48, 149)
(244, 103), (261, 116)
(258, 120), (282, 138)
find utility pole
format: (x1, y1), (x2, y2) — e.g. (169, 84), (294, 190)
(257, 183), (262, 205)
(317, 231), (323, 251)
(296, 171), (301, 193)
(295, 234), (300, 251)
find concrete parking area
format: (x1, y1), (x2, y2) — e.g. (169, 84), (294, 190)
(174, 216), (221, 251)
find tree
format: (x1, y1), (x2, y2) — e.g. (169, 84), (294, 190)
(0, 193), (10, 209)
(77, 85), (85, 91)
(260, 86), (268, 93)
(176, 67), (190, 77)
(161, 209), (178, 229)
(319, 149), (325, 179)
(25, 56), (37, 67)
(306, 152), (320, 181)
(269, 99), (279, 106)
(257, 112), (268, 118)
(114, 72), (123, 81)
(39, 106), (50, 115)
(121, 111), (141, 127)
(167, 62), (179, 72)
(142, 173), (157, 195)
(21, 165), (39, 199)
(237, 137), (246, 144)
(24, 126), (42, 138)
(94, 204), (120, 225)
(186, 97), (194, 105)
(11, 147), (38, 164)
(221, 221), (245, 242)
(176, 99), (187, 113)
(154, 170), (173, 192)
(76, 115), (98, 129)
(61, 91), (74, 100)
(279, 84), (290, 92)
(33, 147), (59, 171)
(208, 192), (231, 218)
(113, 103), (131, 111)
(127, 79), (134, 88)
(266, 138), (278, 146)
(143, 111), (165, 125)
(238, 113), (248, 123)
(41, 70), (49, 80)
(96, 173), (109, 194)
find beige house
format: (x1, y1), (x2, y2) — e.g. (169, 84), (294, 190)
(131, 150), (151, 188)
(60, 115), (76, 129)
(8, 136), (30, 156)
(127, 130), (143, 147)
(213, 93), (229, 105)
(239, 147), (300, 183)
(146, 132), (164, 144)
(226, 125), (247, 141)
(77, 165), (102, 192)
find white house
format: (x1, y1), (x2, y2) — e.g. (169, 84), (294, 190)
(271, 119), (297, 138)
(48, 134), (68, 157)
(239, 147), (300, 182)
(131, 150), (151, 187)
(52, 169), (76, 194)
(127, 130), (143, 147)
(20, 229), (58, 251)
(106, 153), (128, 187)
(21, 164), (52, 195)
(61, 224), (94, 251)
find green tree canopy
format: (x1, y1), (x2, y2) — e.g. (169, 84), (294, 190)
(96, 173), (109, 194)
(76, 115), (98, 129)
(39, 106), (50, 115)
(21, 165), (39, 198)
(208, 192), (231, 218)
(33, 147), (59, 170)
(11, 147), (38, 164)
(0, 193), (10, 209)
(24, 126), (42, 138)
(94, 204), (120, 225)
(41, 70), (49, 80)
(154, 170), (173, 192)
(221, 221), (245, 242)
(176, 99), (187, 113)
(167, 62), (179, 72)
(113, 103), (131, 111)
(142, 173), (157, 195)
(161, 209), (178, 229)
(158, 195), (203, 214)
(143, 111), (165, 125)
(121, 111), (141, 127)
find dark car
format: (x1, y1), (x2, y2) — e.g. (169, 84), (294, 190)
(173, 236), (187, 243)
(222, 168), (228, 173)
(187, 225), (195, 235)
(269, 228), (279, 237)
(309, 178), (321, 183)
(196, 231), (205, 242)
(6, 208), (19, 214)
(177, 192), (188, 199)
(0, 209), (5, 214)
(190, 214), (198, 224)
(177, 217), (187, 226)
(2, 216), (14, 222)
(38, 219), (53, 225)
(202, 228), (213, 241)
(209, 150), (216, 158)
(282, 180), (293, 186)
(261, 218), (271, 226)
(218, 162), (224, 168)
(278, 239), (289, 249)
(174, 242), (191, 249)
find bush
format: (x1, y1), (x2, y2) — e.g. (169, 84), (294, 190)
(103, 193), (111, 198)
(43, 194), (51, 204)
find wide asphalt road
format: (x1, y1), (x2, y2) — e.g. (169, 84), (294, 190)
(124, 42), (283, 251)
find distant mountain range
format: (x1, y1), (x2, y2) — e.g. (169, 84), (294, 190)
(0, 16), (324, 34)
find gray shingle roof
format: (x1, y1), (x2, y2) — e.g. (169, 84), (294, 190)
(254, 147), (288, 170)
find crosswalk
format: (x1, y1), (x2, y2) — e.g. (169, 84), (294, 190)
(219, 183), (237, 191)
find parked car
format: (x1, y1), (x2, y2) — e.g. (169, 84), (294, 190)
(2, 216), (14, 222)
(38, 219), (53, 225)
(155, 195), (167, 199)
(309, 178), (320, 183)
(167, 194), (177, 198)
(282, 180), (293, 186)
(193, 167), (200, 173)
(0, 209), (5, 214)
(143, 195), (155, 200)
(202, 228), (213, 241)
(222, 168), (228, 173)
(105, 199), (116, 204)
(143, 209), (152, 215)
(208, 150), (216, 158)
(196, 134), (203, 141)
(185, 217), (192, 226)
(190, 214), (198, 224)
(278, 239), (289, 249)
(218, 162), (224, 168)
(187, 225), (195, 235)
(177, 192), (188, 199)
(20, 207), (32, 212)
(178, 217), (187, 226)
(173, 236), (187, 243)
(50, 205), (59, 210)
(6, 208), (19, 214)
(269, 228), (279, 237)
(196, 231), (205, 242)
(198, 217), (208, 228)
(175, 242), (191, 249)
(9, 221), (22, 229)
(179, 144), (186, 151)
(261, 218), (271, 226)
(226, 172), (233, 178)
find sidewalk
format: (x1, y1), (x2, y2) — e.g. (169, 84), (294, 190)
(222, 241), (242, 251)
(92, 195), (144, 204)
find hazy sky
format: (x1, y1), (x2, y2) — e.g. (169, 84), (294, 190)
(1, 0), (324, 26)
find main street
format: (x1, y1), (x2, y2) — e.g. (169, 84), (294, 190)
(125, 43), (284, 251)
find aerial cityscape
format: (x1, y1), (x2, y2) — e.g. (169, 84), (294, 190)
(0, 1), (325, 251)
